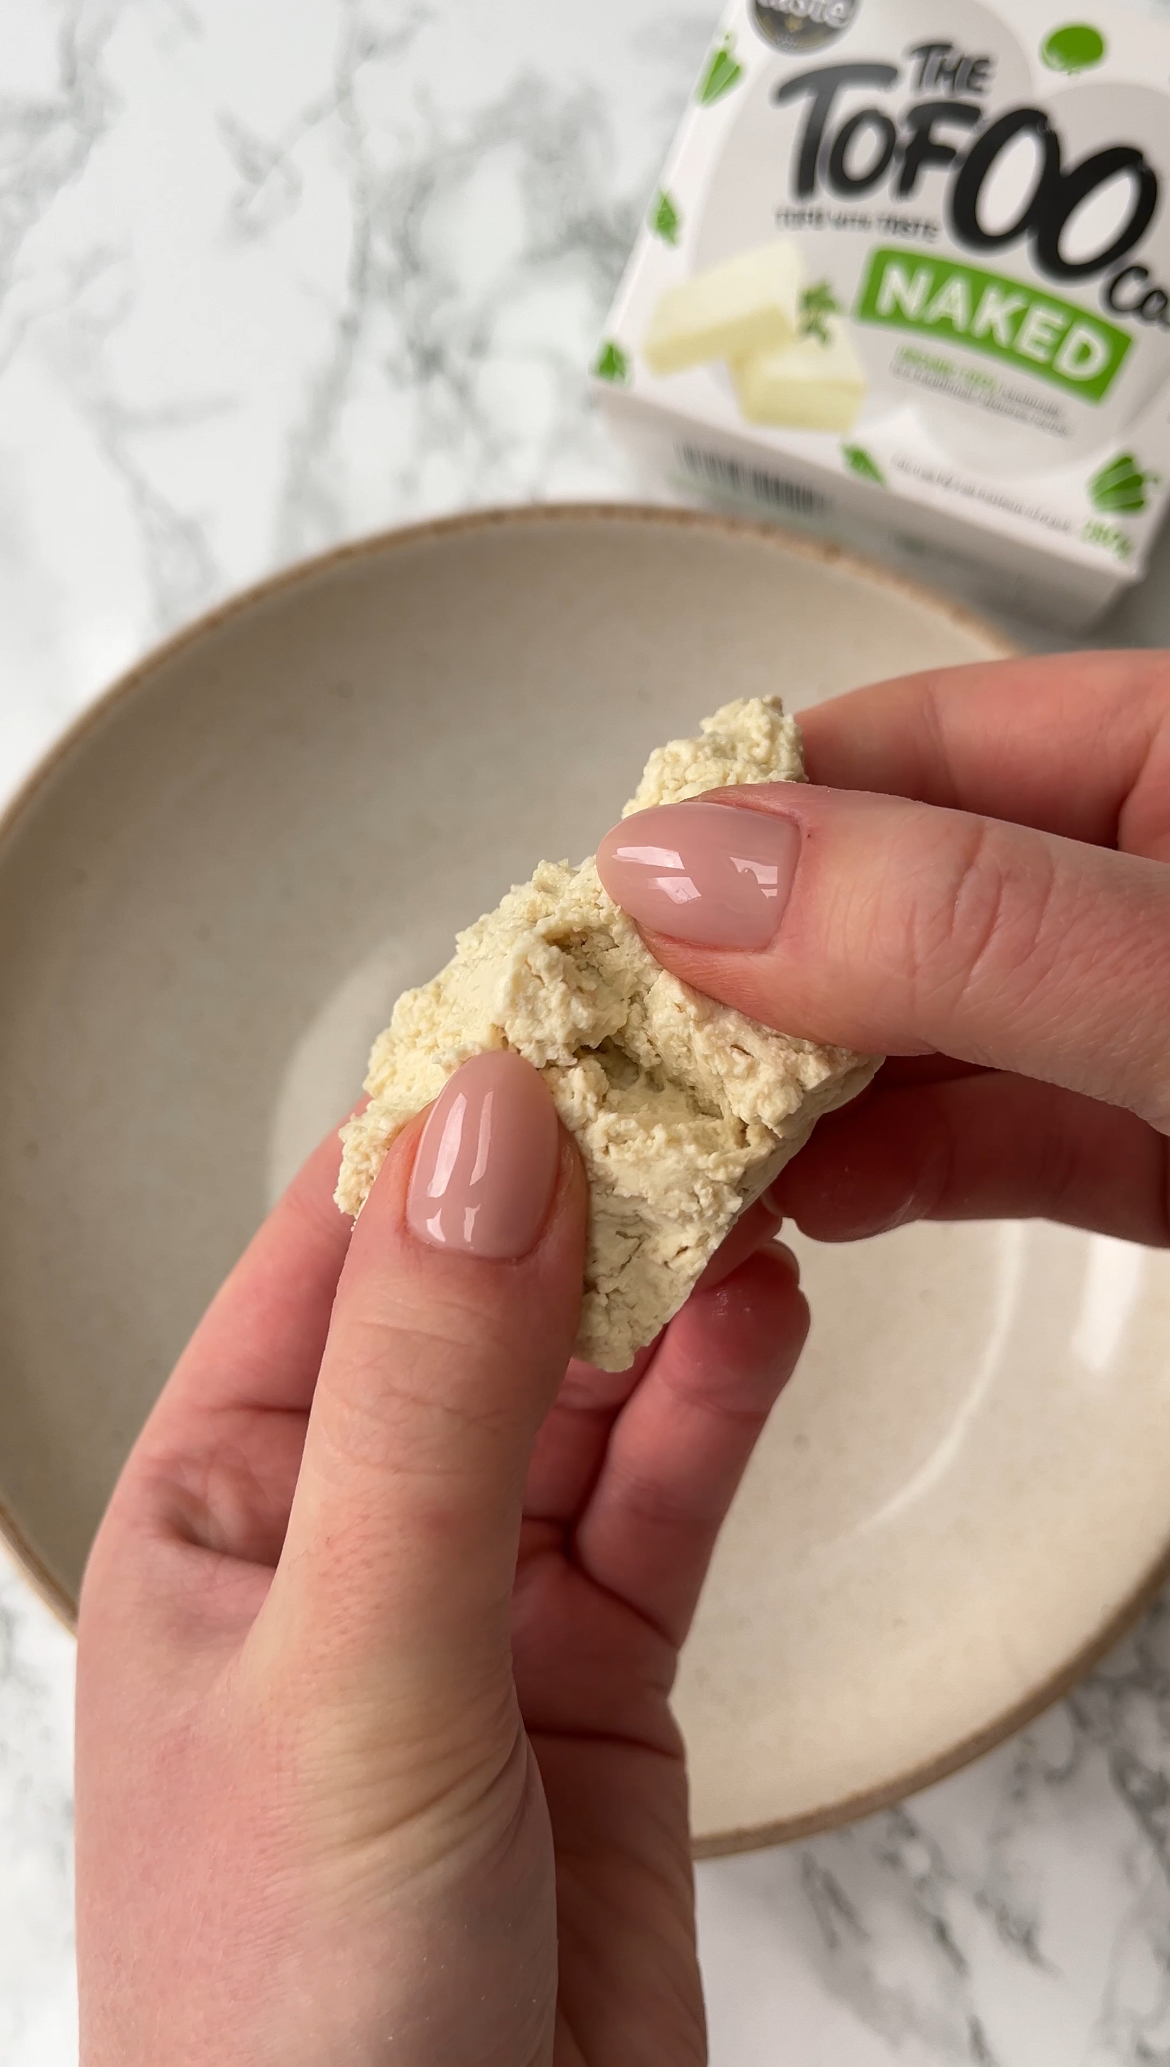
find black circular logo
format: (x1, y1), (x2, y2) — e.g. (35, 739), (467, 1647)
(752, 0), (858, 53)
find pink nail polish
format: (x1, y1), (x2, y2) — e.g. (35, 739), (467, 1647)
(596, 801), (801, 950)
(407, 1051), (560, 1259)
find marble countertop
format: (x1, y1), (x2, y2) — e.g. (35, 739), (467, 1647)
(4, 4), (1170, 2061)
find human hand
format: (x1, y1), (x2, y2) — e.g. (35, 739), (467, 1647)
(596, 651), (1170, 1248)
(76, 1052), (808, 2067)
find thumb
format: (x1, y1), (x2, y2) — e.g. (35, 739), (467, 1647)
(596, 788), (1170, 1132)
(253, 1052), (585, 1744)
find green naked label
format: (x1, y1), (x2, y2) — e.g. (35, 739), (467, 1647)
(855, 249), (1132, 404)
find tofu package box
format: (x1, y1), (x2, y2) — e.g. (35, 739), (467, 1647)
(593, 0), (1170, 629)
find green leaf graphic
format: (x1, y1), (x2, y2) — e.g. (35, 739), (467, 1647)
(800, 279), (841, 345)
(698, 35), (744, 105)
(592, 339), (631, 385)
(1088, 451), (1159, 513)
(842, 444), (886, 486)
(649, 190), (682, 246)
(1094, 453), (1144, 490)
(1041, 22), (1106, 72)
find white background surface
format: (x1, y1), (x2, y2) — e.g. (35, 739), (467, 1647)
(4, 4), (1170, 2061)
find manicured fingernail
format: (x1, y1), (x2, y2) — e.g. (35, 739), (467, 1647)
(407, 1052), (560, 1259)
(596, 801), (800, 950)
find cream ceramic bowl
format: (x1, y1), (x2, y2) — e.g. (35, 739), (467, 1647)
(1, 506), (1167, 1850)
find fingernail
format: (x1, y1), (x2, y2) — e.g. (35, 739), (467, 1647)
(596, 801), (801, 950)
(407, 1052), (560, 1259)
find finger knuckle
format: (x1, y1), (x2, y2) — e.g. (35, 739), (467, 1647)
(317, 1302), (520, 1483)
(605, 1452), (720, 1533)
(902, 819), (1061, 1027)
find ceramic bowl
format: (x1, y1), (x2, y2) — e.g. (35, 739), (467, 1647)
(2, 504), (1166, 1849)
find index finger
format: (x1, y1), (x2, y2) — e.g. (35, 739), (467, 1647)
(800, 650), (1170, 860)
(596, 784), (1170, 1129)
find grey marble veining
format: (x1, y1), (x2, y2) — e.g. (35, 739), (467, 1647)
(2, 3), (1169, 2060)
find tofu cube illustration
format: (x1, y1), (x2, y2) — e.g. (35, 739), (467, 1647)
(732, 317), (867, 432)
(642, 242), (801, 376)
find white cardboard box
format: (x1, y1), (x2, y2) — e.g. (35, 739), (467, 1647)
(594, 0), (1170, 629)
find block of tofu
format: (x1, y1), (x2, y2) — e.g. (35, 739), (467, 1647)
(336, 697), (877, 1371)
(732, 316), (867, 431)
(642, 243), (801, 377)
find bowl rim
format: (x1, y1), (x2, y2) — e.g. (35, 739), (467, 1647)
(10, 496), (1143, 1854)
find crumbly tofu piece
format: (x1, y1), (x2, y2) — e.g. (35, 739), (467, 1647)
(732, 317), (867, 431)
(642, 243), (801, 376)
(336, 698), (877, 1371)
